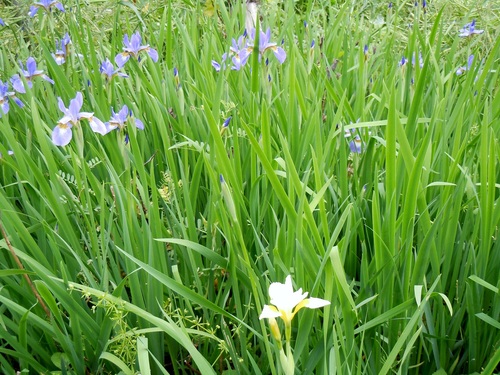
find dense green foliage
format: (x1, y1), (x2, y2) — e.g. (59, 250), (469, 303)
(0, 0), (499, 374)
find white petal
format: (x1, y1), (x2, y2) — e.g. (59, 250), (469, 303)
(305, 297), (330, 309)
(269, 276), (293, 300)
(269, 275), (308, 312)
(259, 305), (281, 320)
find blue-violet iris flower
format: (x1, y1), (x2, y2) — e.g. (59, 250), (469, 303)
(231, 51), (249, 70)
(412, 52), (424, 68)
(212, 53), (228, 72)
(345, 129), (362, 153)
(28, 0), (65, 17)
(344, 127), (366, 154)
(52, 33), (71, 65)
(456, 55), (474, 75)
(399, 53), (423, 68)
(115, 32), (159, 67)
(173, 67), (181, 89)
(459, 20), (484, 37)
(0, 80), (24, 117)
(0, 150), (14, 158)
(248, 28), (287, 63)
(52, 92), (107, 146)
(220, 116), (231, 135)
(230, 36), (251, 70)
(100, 59), (128, 81)
(12, 57), (54, 93)
(0, 18), (5, 26)
(105, 105), (144, 134)
(349, 135), (363, 153)
(213, 37), (251, 72)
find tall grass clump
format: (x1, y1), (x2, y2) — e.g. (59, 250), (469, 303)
(0, 0), (499, 373)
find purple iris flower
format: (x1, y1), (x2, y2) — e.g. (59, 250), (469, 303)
(212, 53), (228, 72)
(105, 105), (144, 134)
(344, 123), (368, 154)
(52, 92), (107, 146)
(223, 116), (232, 127)
(52, 33), (71, 65)
(230, 35), (246, 55)
(231, 53), (249, 71)
(248, 28), (287, 63)
(0, 150), (14, 158)
(412, 52), (424, 68)
(230, 36), (251, 70)
(28, 0), (65, 17)
(115, 32), (159, 67)
(220, 116), (231, 135)
(459, 20), (484, 37)
(0, 80), (24, 117)
(0, 82), (10, 116)
(0, 18), (5, 26)
(100, 59), (128, 81)
(349, 135), (363, 153)
(456, 54), (474, 75)
(224, 36), (250, 71)
(10, 75), (24, 94)
(173, 67), (181, 89)
(213, 38), (250, 71)
(213, 28), (286, 72)
(399, 56), (407, 67)
(12, 57), (54, 93)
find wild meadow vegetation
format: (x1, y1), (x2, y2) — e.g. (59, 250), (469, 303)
(0, 0), (499, 373)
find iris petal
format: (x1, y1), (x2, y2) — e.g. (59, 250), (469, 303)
(1, 101), (9, 115)
(52, 124), (73, 146)
(115, 53), (130, 68)
(261, 275), (330, 324)
(135, 119), (144, 130)
(274, 47), (287, 64)
(259, 305), (281, 320)
(88, 117), (108, 135)
(148, 48), (159, 62)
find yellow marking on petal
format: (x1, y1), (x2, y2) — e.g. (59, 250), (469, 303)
(292, 299), (310, 318)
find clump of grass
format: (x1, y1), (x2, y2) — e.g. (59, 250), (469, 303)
(0, 0), (499, 374)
